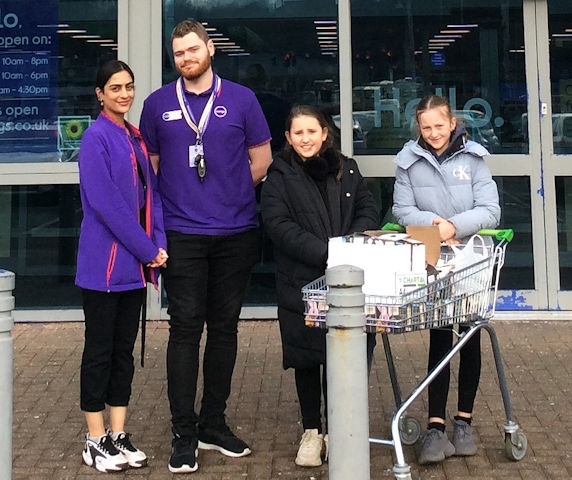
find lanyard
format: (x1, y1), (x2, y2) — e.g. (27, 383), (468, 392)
(176, 75), (221, 142)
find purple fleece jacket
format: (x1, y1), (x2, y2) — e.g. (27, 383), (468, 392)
(75, 112), (166, 292)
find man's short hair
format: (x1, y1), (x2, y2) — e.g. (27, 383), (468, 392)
(171, 19), (210, 44)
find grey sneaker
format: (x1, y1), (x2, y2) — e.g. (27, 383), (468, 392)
(417, 428), (455, 465)
(452, 419), (477, 456)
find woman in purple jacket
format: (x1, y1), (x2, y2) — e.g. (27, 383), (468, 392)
(75, 60), (167, 473)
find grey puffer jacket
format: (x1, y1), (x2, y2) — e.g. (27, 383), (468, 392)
(392, 138), (500, 239)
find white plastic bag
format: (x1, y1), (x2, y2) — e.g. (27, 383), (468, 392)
(448, 234), (488, 270)
(440, 234), (490, 296)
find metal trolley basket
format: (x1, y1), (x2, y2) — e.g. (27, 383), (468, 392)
(302, 228), (527, 480)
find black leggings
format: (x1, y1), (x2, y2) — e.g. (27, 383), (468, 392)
(295, 366), (327, 433)
(427, 325), (481, 420)
(294, 333), (376, 433)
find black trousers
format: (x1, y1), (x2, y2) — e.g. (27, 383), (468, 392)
(164, 230), (258, 437)
(427, 325), (481, 420)
(80, 288), (144, 412)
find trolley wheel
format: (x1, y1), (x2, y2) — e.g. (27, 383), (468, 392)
(393, 474), (413, 480)
(399, 416), (421, 446)
(504, 431), (527, 461)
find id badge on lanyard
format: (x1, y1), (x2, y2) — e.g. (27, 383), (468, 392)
(189, 142), (204, 167)
(189, 141), (206, 181)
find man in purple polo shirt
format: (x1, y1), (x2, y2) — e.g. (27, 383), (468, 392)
(139, 19), (272, 474)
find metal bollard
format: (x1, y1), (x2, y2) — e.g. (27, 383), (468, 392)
(0, 270), (14, 480)
(325, 265), (370, 480)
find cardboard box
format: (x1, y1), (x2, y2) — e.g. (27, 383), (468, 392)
(327, 233), (426, 296)
(405, 225), (441, 267)
(395, 271), (427, 295)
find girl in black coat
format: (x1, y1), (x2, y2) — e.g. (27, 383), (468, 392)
(260, 105), (379, 467)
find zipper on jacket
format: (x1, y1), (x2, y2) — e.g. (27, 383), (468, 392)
(106, 241), (118, 290)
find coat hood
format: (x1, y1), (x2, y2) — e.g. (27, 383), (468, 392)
(395, 136), (490, 170)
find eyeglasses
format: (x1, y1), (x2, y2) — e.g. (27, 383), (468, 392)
(194, 154), (206, 182)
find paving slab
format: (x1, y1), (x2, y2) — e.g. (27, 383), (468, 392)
(10, 319), (572, 480)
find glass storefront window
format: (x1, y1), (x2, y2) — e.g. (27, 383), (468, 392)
(549, 1), (572, 154)
(162, 0), (340, 306)
(0, 0), (117, 163)
(0, 1), (552, 312)
(163, 0), (340, 154)
(495, 176), (534, 291)
(350, 1), (527, 155)
(0, 0), (119, 310)
(556, 177), (572, 288)
(0, 185), (82, 308)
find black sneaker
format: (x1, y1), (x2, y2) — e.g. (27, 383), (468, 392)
(168, 434), (198, 474)
(198, 423), (251, 458)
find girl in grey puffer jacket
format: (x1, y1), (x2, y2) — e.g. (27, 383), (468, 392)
(392, 94), (500, 465)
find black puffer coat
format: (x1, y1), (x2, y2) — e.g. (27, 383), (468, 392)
(261, 148), (379, 369)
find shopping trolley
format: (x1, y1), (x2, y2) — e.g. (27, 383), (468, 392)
(302, 228), (527, 480)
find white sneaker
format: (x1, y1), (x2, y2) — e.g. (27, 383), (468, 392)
(111, 431), (148, 468)
(295, 429), (324, 467)
(82, 434), (129, 472)
(323, 433), (329, 461)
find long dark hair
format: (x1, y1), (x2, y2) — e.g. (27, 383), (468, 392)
(284, 104), (335, 154)
(95, 60), (134, 92)
(284, 104), (344, 179)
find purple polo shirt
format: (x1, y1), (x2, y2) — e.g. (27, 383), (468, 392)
(139, 77), (271, 235)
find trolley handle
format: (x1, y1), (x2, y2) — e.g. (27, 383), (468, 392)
(381, 222), (405, 232)
(477, 229), (514, 243)
(380, 223), (514, 243)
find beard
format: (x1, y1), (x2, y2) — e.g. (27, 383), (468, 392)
(177, 55), (212, 81)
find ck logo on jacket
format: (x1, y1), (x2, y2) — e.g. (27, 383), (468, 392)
(452, 165), (470, 181)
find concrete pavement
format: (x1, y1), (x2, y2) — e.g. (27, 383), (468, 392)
(11, 319), (572, 479)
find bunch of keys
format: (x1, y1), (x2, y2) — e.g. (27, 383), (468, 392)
(194, 154), (206, 181)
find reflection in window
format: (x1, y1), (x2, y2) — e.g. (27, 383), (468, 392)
(549, 1), (572, 154)
(350, 1), (527, 155)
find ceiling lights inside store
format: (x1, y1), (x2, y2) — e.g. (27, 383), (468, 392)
(427, 23), (478, 53)
(57, 26), (117, 50)
(315, 19), (338, 56)
(204, 22), (249, 56)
